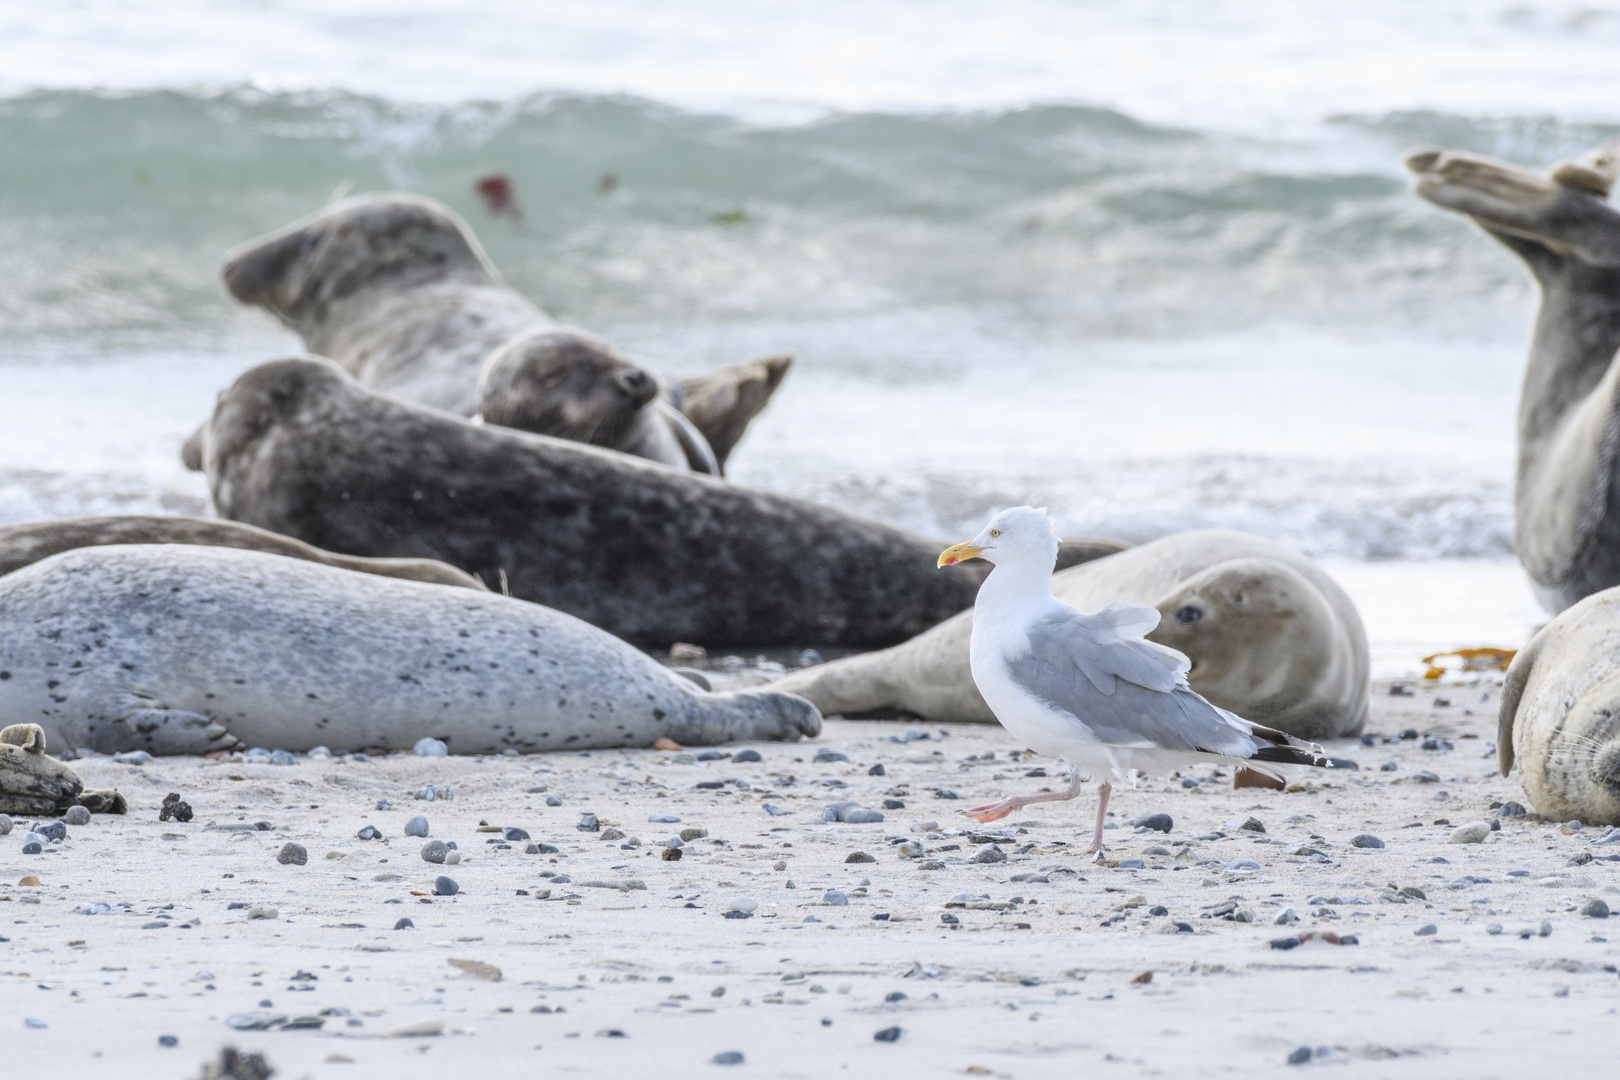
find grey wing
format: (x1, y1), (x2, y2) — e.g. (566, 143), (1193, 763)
(1011, 603), (1255, 755)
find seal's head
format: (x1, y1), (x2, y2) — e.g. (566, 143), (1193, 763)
(477, 327), (661, 449)
(222, 194), (498, 332)
(1149, 558), (1351, 738)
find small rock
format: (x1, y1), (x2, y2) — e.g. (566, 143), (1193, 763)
(247, 906), (278, 920)
(112, 750), (152, 765)
(868, 763), (886, 776)
(1496, 801), (1527, 818)
(813, 750), (849, 763)
(413, 737), (449, 757)
(159, 792), (193, 823)
(1274, 907), (1298, 925)
(526, 842), (560, 855)
(1539, 919), (1553, 937)
(1449, 822), (1491, 845)
(661, 847), (683, 861)
(845, 851), (876, 863)
(713, 1051), (745, 1065)
(1237, 817), (1266, 833)
(1414, 923), (1438, 936)
(0, 815), (10, 836)
(1287, 1046), (1311, 1065)
(1134, 813), (1173, 833)
(376, 799), (392, 811)
(1350, 834), (1384, 849)
(824, 889), (849, 906)
(1379, 760), (1398, 771)
(307, 745), (331, 759)
(680, 827), (709, 841)
(545, 794), (563, 806)
(434, 875), (459, 896)
(598, 827), (627, 842)
(157, 1034), (178, 1047)
(1581, 898), (1610, 919)
(394, 917), (414, 930)
(727, 897), (759, 913)
(873, 1026), (902, 1043)
(648, 813), (680, 824)
(23, 1017), (47, 1029)
(732, 749), (763, 763)
(404, 815), (430, 838)
(1486, 923), (1503, 935)
(896, 840), (924, 858)
(357, 825), (381, 840)
(934, 789), (960, 800)
(64, 805), (91, 826)
(503, 827), (530, 841)
(840, 806), (884, 824)
(882, 798), (905, 810)
(971, 844), (1007, 864)
(421, 840), (450, 864)
(277, 843), (308, 866)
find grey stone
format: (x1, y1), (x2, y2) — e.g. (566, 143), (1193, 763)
(934, 789), (960, 800)
(1581, 898), (1610, 918)
(845, 851), (877, 863)
(873, 1026), (902, 1043)
(971, 844), (1007, 864)
(404, 815), (429, 838)
(64, 805), (91, 826)
(1379, 760), (1398, 771)
(413, 737), (449, 757)
(868, 763), (886, 776)
(526, 842), (560, 854)
(823, 889), (849, 906)
(0, 814), (10, 835)
(357, 825), (381, 840)
(1449, 821), (1491, 844)
(276, 843), (308, 866)
(732, 750), (763, 763)
(21, 841), (41, 854)
(578, 814), (600, 831)
(1496, 801), (1527, 818)
(1414, 923), (1438, 936)
(813, 750), (849, 763)
(1134, 813), (1173, 833)
(434, 875), (459, 896)
(1237, 817), (1266, 833)
(375, 799), (392, 811)
(421, 840), (450, 864)
(503, 827), (530, 841)
(1350, 834), (1384, 849)
(1287, 1047), (1311, 1065)
(545, 795), (563, 806)
(714, 1051), (745, 1065)
(394, 917), (414, 929)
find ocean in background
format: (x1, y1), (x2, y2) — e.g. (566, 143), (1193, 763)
(6, 1), (1619, 671)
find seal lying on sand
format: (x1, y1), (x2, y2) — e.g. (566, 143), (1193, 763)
(0, 545), (822, 756)
(216, 192), (784, 472)
(1499, 584), (1620, 825)
(770, 530), (1369, 740)
(1408, 144), (1620, 613)
(0, 515), (484, 589)
(191, 356), (1125, 648)
(478, 327), (718, 474)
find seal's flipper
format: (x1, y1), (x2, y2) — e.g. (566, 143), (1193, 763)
(180, 422), (206, 471)
(0, 723), (85, 815)
(654, 401), (722, 476)
(680, 354), (792, 469)
(1498, 637), (1544, 776)
(113, 697), (239, 755)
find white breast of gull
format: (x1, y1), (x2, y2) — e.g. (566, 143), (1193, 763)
(937, 506), (1328, 855)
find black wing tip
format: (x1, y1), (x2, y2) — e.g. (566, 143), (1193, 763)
(1249, 745), (1331, 769)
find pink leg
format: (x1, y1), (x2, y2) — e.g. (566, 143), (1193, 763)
(1085, 781), (1112, 855)
(965, 770), (1086, 824)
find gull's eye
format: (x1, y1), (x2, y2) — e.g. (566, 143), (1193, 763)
(1175, 606), (1202, 624)
(989, 529), (1001, 538)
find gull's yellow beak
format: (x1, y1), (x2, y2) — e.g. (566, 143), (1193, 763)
(937, 541), (985, 568)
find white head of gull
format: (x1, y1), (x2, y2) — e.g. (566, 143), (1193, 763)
(938, 506), (1328, 854)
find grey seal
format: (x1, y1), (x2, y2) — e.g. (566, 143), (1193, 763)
(190, 355), (1126, 648)
(1408, 144), (1620, 612)
(0, 515), (484, 590)
(0, 545), (822, 756)
(1498, 584), (1620, 825)
(216, 192), (784, 471)
(770, 530), (1369, 740)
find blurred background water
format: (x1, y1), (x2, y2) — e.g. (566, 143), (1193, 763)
(6, 1), (1618, 670)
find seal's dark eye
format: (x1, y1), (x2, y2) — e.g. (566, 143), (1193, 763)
(1175, 606), (1202, 624)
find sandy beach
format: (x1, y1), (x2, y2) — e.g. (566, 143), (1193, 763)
(5, 676), (1615, 1079)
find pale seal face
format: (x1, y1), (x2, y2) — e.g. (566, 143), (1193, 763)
(478, 327), (660, 450)
(221, 194), (498, 334)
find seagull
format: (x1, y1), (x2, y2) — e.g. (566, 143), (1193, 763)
(937, 506), (1328, 854)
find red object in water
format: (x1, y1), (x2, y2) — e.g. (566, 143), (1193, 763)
(475, 174), (524, 223)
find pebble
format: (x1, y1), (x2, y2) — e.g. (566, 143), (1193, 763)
(112, 750), (152, 765)
(1379, 760), (1398, 771)
(413, 737), (449, 756)
(21, 842), (41, 855)
(434, 875), (459, 896)
(727, 897), (759, 913)
(1497, 801), (1527, 818)
(873, 1026), (902, 1043)
(661, 847), (683, 861)
(0, 815), (9, 835)
(763, 804), (790, 816)
(421, 840), (450, 864)
(910, 821), (939, 833)
(36, 820), (66, 841)
(1350, 834), (1384, 849)
(24, 1017), (47, 1029)
(546, 795), (563, 806)
(869, 764), (887, 776)
(713, 1051), (745, 1065)
(824, 890), (849, 906)
(896, 841), (924, 858)
(882, 798), (905, 810)
(307, 746), (331, 759)
(247, 907), (279, 920)
(1414, 923), (1438, 936)
(404, 815), (430, 838)
(649, 814), (681, 823)
(971, 844), (1007, 864)
(357, 826), (381, 840)
(1449, 822), (1491, 845)
(934, 789), (960, 800)
(1274, 907), (1298, 924)
(503, 827), (530, 841)
(159, 792), (193, 822)
(1287, 1047), (1312, 1065)
(394, 917), (414, 929)
(1486, 923), (1503, 935)
(376, 799), (392, 811)
(526, 842), (561, 855)
(813, 750), (849, 763)
(64, 805), (91, 826)
(1581, 898), (1610, 918)
(732, 750), (763, 763)
(679, 827), (709, 841)
(1237, 817), (1266, 833)
(1134, 813), (1173, 833)
(414, 785), (453, 801)
(845, 851), (876, 863)
(158, 1034), (178, 1047)
(276, 843), (308, 866)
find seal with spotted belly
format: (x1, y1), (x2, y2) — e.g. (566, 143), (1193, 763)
(191, 356), (1125, 648)
(1497, 584), (1620, 825)
(770, 530), (1368, 740)
(0, 515), (484, 589)
(0, 545), (821, 757)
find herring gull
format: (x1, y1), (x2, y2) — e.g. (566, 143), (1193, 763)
(938, 506), (1328, 854)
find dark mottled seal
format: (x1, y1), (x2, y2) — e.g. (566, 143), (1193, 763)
(1408, 144), (1620, 612)
(217, 192), (781, 470)
(0, 515), (484, 589)
(191, 355), (1124, 648)
(0, 545), (821, 756)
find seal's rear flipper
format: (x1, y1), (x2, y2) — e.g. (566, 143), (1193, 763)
(680, 354), (792, 469)
(113, 697), (240, 756)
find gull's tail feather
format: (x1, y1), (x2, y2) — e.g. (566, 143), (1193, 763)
(1224, 714), (1332, 774)
(1249, 743), (1331, 769)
